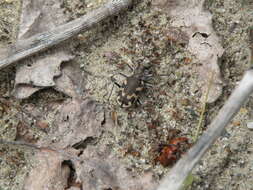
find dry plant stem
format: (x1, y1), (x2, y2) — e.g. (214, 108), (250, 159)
(249, 27), (253, 64)
(157, 69), (253, 190)
(193, 71), (214, 142)
(0, 0), (133, 70)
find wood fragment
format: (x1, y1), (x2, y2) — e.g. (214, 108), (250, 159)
(0, 0), (132, 70)
(157, 69), (253, 190)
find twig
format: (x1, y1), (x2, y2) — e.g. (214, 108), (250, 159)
(0, 0), (133, 70)
(156, 68), (253, 190)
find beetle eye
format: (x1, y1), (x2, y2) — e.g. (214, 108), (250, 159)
(123, 102), (131, 108)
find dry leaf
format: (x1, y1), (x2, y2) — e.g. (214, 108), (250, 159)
(75, 144), (158, 190)
(54, 62), (87, 98)
(152, 0), (224, 103)
(26, 97), (158, 190)
(38, 98), (105, 149)
(24, 150), (70, 190)
(13, 0), (78, 99)
(14, 51), (71, 87)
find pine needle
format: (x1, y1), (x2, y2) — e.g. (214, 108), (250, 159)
(193, 70), (214, 142)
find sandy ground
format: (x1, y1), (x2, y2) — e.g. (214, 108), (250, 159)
(0, 0), (252, 189)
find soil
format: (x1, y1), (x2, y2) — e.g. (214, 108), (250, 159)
(0, 0), (252, 190)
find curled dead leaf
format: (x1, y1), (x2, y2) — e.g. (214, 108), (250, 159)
(152, 0), (224, 103)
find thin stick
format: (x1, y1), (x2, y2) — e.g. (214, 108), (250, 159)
(156, 69), (253, 190)
(0, 0), (133, 70)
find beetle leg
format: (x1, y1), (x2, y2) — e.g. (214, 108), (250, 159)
(144, 82), (153, 87)
(110, 76), (122, 88)
(119, 73), (129, 78)
(125, 62), (135, 72)
(141, 74), (153, 81)
(137, 99), (142, 105)
(108, 83), (115, 101)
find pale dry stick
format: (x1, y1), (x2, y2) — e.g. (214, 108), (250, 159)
(157, 68), (253, 190)
(0, 0), (133, 70)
